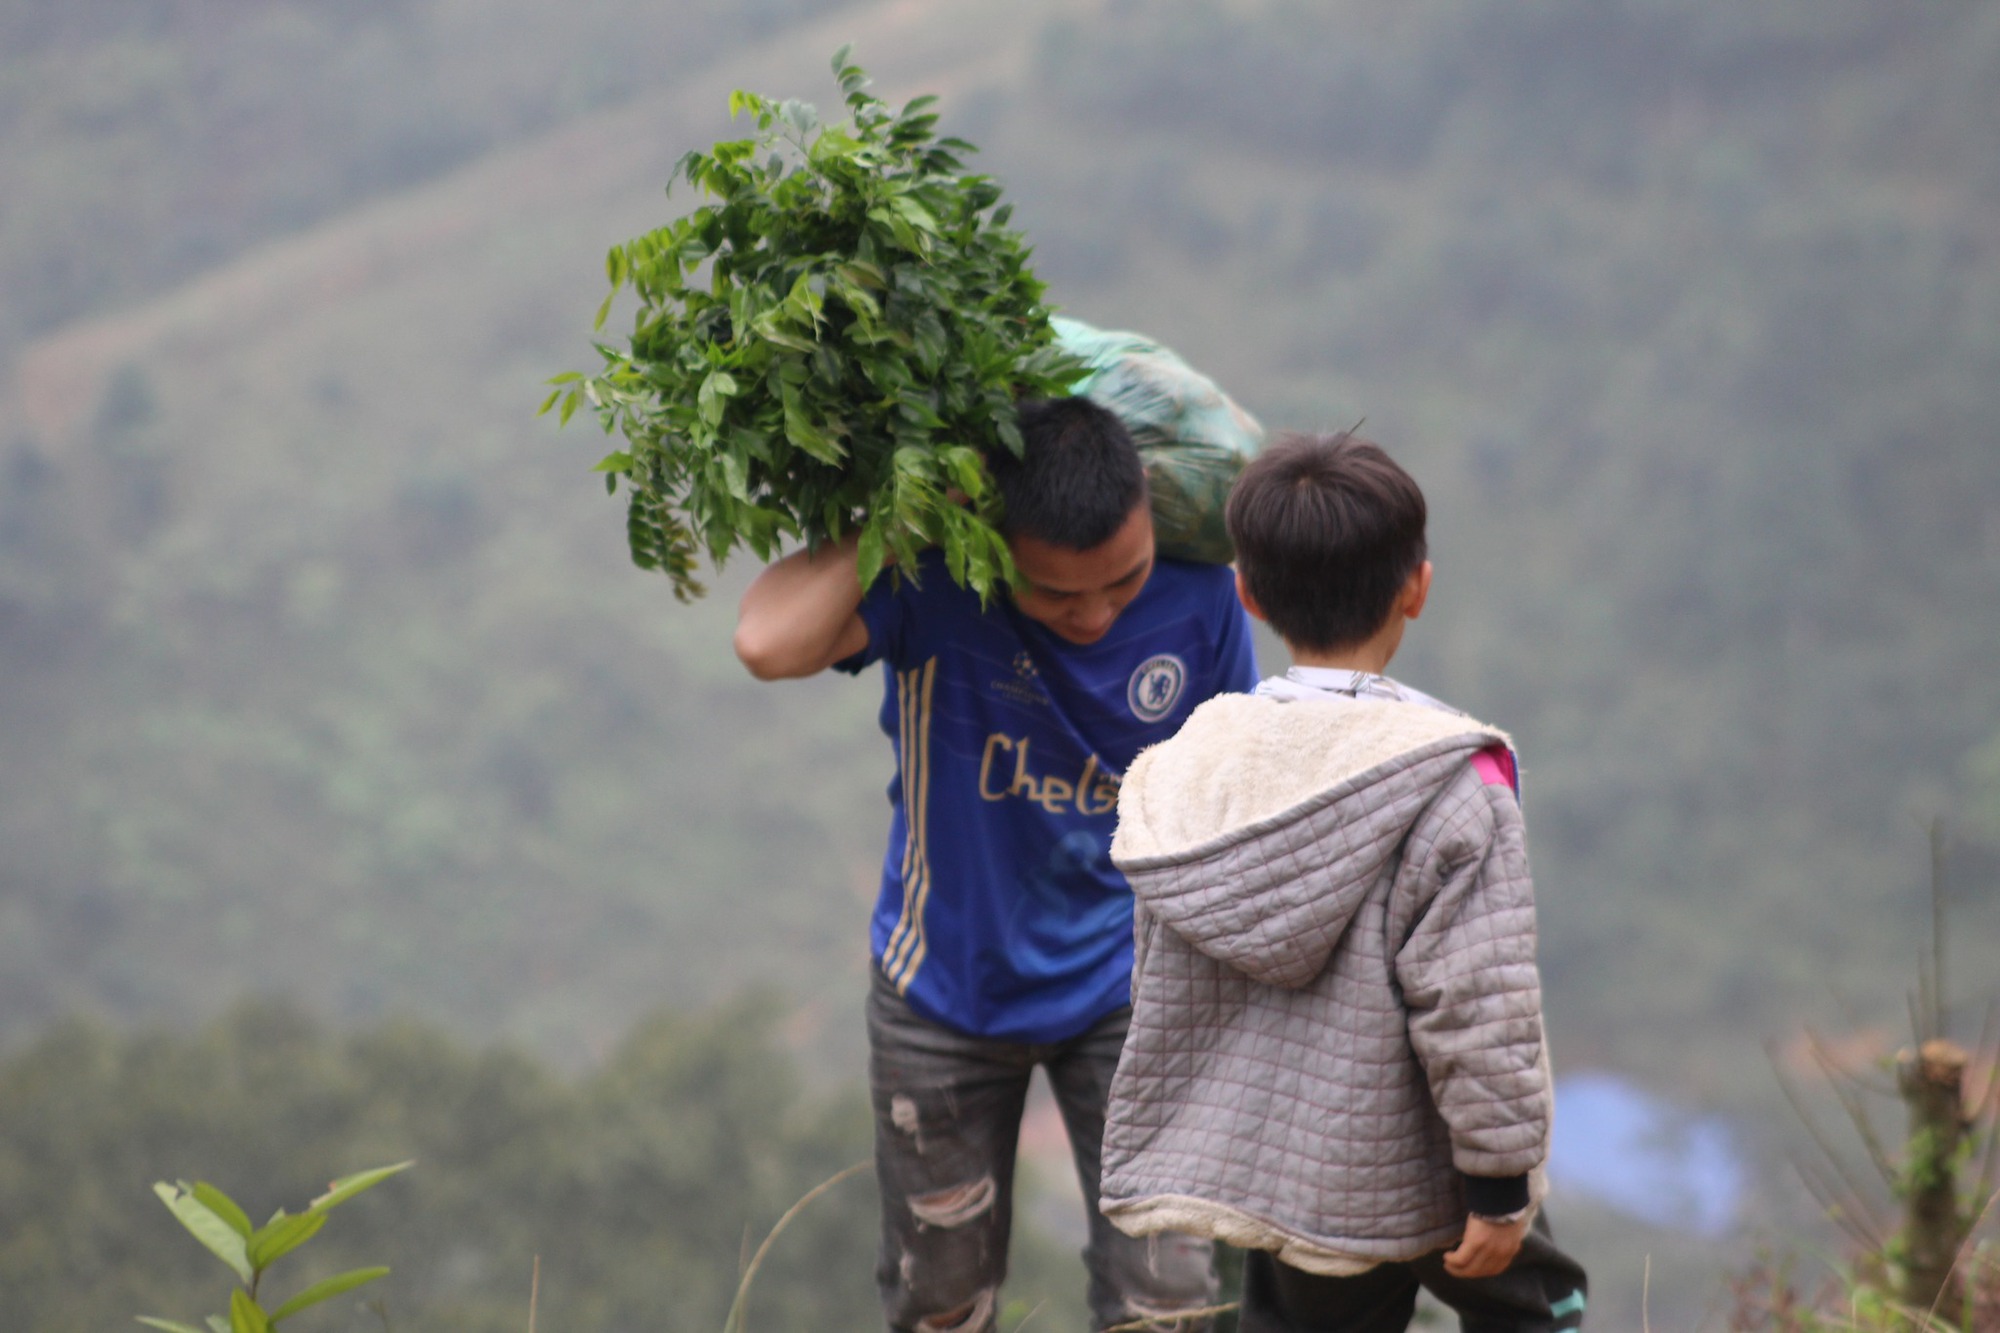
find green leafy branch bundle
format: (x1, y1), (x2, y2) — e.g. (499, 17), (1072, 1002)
(138, 1160), (411, 1333)
(544, 46), (1083, 601)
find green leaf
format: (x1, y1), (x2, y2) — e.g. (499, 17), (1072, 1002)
(207, 1319), (229, 1333)
(836, 260), (887, 290)
(855, 523), (887, 592)
(268, 1267), (391, 1325)
(778, 98), (819, 138)
(755, 322), (818, 354)
(135, 1320), (206, 1333)
(911, 312), (948, 373)
(247, 1210), (326, 1270)
(229, 1290), (269, 1333)
(779, 277), (820, 332)
(831, 278), (879, 323)
(155, 1183), (253, 1285)
(892, 195), (940, 235)
(782, 392), (844, 464)
(718, 450), (751, 501)
(308, 1161), (414, 1214)
(697, 371), (740, 427)
(837, 59), (869, 101)
(591, 451), (634, 474)
(941, 447), (987, 500)
(191, 1183), (254, 1240)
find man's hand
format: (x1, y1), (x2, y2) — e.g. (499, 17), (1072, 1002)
(1441, 1214), (1529, 1279)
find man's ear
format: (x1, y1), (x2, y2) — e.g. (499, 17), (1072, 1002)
(1233, 568), (1268, 623)
(1403, 561), (1433, 621)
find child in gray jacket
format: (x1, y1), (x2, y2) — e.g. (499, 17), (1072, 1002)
(1099, 431), (1587, 1332)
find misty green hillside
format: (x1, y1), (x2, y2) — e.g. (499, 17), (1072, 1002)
(8, 0), (1993, 1058)
(2, 1), (1999, 1321)
(0, 0), (861, 353)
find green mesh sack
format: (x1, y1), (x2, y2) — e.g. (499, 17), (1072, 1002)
(1052, 317), (1264, 565)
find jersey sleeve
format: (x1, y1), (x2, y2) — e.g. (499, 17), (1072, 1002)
(832, 567), (912, 674)
(1212, 576), (1260, 693)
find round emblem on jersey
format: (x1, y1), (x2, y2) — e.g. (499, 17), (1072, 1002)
(1127, 654), (1189, 722)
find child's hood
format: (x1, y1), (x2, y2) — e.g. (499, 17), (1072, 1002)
(1111, 692), (1508, 989)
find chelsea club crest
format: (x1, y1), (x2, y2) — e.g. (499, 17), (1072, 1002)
(1127, 654), (1188, 722)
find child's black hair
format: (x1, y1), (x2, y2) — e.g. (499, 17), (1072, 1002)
(1224, 430), (1428, 653)
(990, 398), (1149, 550)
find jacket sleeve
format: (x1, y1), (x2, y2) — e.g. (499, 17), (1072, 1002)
(1392, 767), (1552, 1179)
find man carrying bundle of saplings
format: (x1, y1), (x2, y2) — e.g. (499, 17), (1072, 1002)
(734, 394), (1256, 1333)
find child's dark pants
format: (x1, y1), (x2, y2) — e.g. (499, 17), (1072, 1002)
(1237, 1212), (1587, 1333)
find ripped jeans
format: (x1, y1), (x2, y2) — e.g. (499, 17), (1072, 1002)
(868, 969), (1218, 1333)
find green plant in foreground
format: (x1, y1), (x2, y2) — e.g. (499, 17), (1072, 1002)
(1748, 828), (2000, 1330)
(545, 45), (1084, 602)
(137, 1160), (411, 1333)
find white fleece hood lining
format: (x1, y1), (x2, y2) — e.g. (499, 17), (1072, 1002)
(1113, 694), (1510, 866)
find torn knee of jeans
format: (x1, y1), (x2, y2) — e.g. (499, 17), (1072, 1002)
(914, 1286), (996, 1333)
(890, 1093), (922, 1136)
(907, 1174), (997, 1229)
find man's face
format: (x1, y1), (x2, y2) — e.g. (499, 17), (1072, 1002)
(1005, 503), (1156, 645)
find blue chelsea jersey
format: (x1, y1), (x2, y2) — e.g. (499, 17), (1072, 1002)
(836, 552), (1259, 1043)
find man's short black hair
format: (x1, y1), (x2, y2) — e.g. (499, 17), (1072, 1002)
(1224, 430), (1428, 653)
(989, 397), (1149, 550)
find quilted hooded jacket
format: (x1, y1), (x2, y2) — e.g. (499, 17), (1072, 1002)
(1098, 691), (1552, 1274)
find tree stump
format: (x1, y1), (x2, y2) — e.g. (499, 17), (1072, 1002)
(1898, 1038), (1971, 1316)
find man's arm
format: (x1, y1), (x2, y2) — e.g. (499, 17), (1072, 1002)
(733, 533), (873, 680)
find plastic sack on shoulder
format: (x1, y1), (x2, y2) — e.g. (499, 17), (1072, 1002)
(1053, 316), (1263, 565)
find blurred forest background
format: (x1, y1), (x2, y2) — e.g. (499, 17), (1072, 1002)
(2, 0), (1998, 1327)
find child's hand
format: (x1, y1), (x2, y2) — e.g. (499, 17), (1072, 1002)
(1442, 1214), (1529, 1279)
